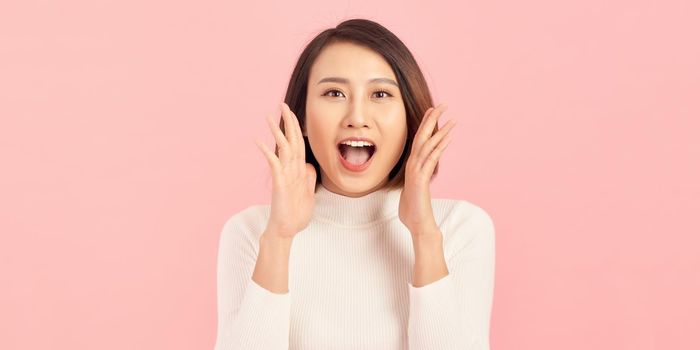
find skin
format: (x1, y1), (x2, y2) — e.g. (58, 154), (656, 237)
(305, 42), (460, 286)
(303, 41), (408, 198)
(253, 41), (458, 292)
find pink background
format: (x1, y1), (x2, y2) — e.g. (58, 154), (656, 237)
(2, 1), (698, 349)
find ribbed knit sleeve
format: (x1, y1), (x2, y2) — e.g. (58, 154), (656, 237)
(407, 202), (496, 350)
(213, 206), (291, 350)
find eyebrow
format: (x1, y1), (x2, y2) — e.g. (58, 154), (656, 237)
(316, 77), (399, 87)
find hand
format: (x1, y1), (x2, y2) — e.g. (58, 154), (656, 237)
(398, 104), (456, 237)
(255, 102), (317, 239)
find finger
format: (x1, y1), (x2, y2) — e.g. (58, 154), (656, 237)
(413, 104), (447, 154)
(266, 112), (291, 162)
(420, 132), (452, 173)
(412, 107), (434, 150)
(281, 102), (305, 159)
(294, 111), (306, 161)
(406, 107), (435, 166)
(415, 119), (456, 169)
(279, 102), (299, 153)
(255, 138), (281, 174)
(405, 107), (434, 171)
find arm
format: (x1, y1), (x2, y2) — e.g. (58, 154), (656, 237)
(213, 207), (292, 350)
(407, 202), (496, 350)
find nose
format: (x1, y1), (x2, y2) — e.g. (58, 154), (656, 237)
(343, 100), (370, 129)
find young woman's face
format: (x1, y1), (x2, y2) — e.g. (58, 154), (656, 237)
(304, 41), (407, 197)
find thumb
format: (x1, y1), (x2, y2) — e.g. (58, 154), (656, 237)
(305, 163), (317, 191)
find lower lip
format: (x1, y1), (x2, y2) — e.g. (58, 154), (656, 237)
(337, 147), (375, 172)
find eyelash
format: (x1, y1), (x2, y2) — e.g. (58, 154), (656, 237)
(322, 89), (393, 99)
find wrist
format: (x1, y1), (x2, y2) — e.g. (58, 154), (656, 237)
(263, 224), (297, 239)
(261, 230), (295, 243)
(409, 222), (442, 240)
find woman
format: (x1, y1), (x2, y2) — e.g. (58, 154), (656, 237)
(214, 18), (495, 350)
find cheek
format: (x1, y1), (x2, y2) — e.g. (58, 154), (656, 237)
(305, 116), (336, 158)
(379, 116), (408, 148)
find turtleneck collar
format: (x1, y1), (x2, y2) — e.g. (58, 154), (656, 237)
(313, 183), (403, 227)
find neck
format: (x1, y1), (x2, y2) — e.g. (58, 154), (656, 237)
(313, 183), (403, 227)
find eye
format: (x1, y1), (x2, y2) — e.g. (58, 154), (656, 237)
(373, 90), (392, 98)
(322, 89), (345, 98)
(321, 89), (394, 99)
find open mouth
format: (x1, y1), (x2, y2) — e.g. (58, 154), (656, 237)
(337, 142), (376, 170)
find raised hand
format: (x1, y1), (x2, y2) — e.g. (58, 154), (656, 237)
(398, 104), (456, 237)
(255, 102), (317, 239)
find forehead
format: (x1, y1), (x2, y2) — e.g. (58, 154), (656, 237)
(309, 42), (397, 83)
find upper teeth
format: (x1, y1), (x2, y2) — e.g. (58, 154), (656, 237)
(341, 140), (374, 147)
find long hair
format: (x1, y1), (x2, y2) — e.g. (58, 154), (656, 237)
(276, 18), (439, 191)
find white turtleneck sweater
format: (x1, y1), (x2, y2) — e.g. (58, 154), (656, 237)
(214, 184), (495, 350)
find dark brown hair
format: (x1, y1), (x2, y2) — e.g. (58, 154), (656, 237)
(276, 18), (440, 191)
